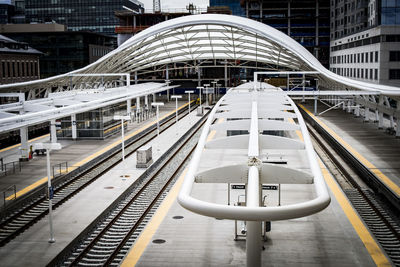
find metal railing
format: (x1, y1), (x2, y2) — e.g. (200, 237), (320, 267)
(52, 162), (68, 178)
(2, 185), (16, 211)
(0, 161), (22, 176)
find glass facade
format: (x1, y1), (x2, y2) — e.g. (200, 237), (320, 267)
(57, 104), (128, 140)
(210, 0), (245, 16)
(24, 0), (144, 35)
(381, 0), (400, 25)
(5, 32), (115, 78)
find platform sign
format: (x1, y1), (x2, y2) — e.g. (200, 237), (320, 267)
(55, 120), (62, 130)
(231, 184), (245, 189)
(231, 184), (278, 190)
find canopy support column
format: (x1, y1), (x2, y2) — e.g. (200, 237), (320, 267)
(50, 119), (57, 143)
(71, 114), (77, 140)
(20, 127), (29, 160)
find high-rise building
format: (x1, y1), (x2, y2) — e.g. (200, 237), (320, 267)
(210, 0), (245, 16)
(239, 0), (330, 67)
(329, 0), (400, 86)
(23, 0), (144, 35)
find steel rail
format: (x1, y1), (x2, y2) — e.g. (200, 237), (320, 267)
(0, 104), (194, 247)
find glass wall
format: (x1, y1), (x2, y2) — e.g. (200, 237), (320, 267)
(56, 103), (128, 139)
(381, 0), (400, 25)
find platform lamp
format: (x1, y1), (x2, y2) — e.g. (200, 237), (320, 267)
(211, 81), (217, 102)
(203, 84), (210, 106)
(171, 95), (182, 124)
(185, 90), (194, 113)
(114, 115), (131, 161)
(33, 142), (62, 243)
(216, 83), (222, 97)
(196, 86), (204, 107)
(152, 102), (164, 136)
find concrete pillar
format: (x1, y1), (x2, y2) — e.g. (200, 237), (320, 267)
(135, 71), (138, 84)
(127, 98), (132, 118)
(71, 114), (77, 140)
(153, 93), (156, 102)
(396, 102), (400, 137)
(145, 95), (149, 109)
(224, 63), (228, 87)
(166, 65), (170, 101)
(198, 66), (201, 87)
(314, 97), (318, 115)
(355, 105), (360, 117)
(136, 97), (140, 115)
(20, 127), (29, 159)
(378, 96), (384, 129)
(364, 107), (370, 122)
(50, 119), (57, 143)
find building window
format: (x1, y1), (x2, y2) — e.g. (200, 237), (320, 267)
(389, 51), (400, 61)
(357, 68), (360, 78)
(375, 51), (379, 62)
(361, 53), (364, 63)
(365, 69), (368, 79)
(361, 68), (364, 78)
(374, 69), (378, 80)
(370, 51), (373, 62)
(365, 52), (368, 63)
(357, 53), (360, 63)
(370, 69), (373, 79)
(389, 69), (400, 79)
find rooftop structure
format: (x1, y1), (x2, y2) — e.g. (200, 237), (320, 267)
(0, 34), (41, 85)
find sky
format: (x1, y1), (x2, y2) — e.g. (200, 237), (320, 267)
(140, 0), (209, 10)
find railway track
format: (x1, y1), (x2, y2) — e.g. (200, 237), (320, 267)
(50, 108), (207, 267)
(0, 104), (196, 247)
(307, 122), (400, 266)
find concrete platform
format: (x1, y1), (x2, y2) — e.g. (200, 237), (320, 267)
(122, 156), (387, 267)
(120, 104), (391, 267)
(0, 100), (190, 201)
(299, 101), (400, 199)
(0, 102), (202, 266)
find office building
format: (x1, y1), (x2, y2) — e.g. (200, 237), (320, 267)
(23, 0), (144, 35)
(3, 24), (115, 78)
(329, 0), (400, 86)
(0, 34), (41, 85)
(237, 0), (330, 67)
(209, 0), (245, 16)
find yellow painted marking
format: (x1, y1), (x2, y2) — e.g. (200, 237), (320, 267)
(299, 104), (400, 198)
(0, 134), (50, 153)
(6, 102), (193, 200)
(319, 160), (391, 266)
(121, 169), (188, 267)
(206, 118), (224, 142)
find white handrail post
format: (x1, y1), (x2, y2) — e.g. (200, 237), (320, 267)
(246, 166), (261, 267)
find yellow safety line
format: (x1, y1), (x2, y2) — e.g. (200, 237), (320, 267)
(0, 134), (50, 153)
(290, 113), (390, 265)
(298, 104), (400, 198)
(120, 168), (188, 267)
(6, 102), (192, 200)
(319, 160), (391, 266)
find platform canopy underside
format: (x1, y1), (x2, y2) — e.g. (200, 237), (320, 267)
(1, 14), (399, 95)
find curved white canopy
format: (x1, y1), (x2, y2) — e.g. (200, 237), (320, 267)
(1, 14), (399, 95)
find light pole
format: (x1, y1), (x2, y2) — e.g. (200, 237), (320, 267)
(152, 102), (164, 136)
(171, 95), (182, 124)
(185, 90), (194, 113)
(216, 83), (222, 97)
(33, 142), (61, 243)
(196, 86), (204, 107)
(204, 84), (210, 106)
(314, 78), (319, 115)
(211, 81), (217, 102)
(114, 115), (131, 161)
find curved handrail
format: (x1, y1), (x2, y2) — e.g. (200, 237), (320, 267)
(178, 87), (331, 221)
